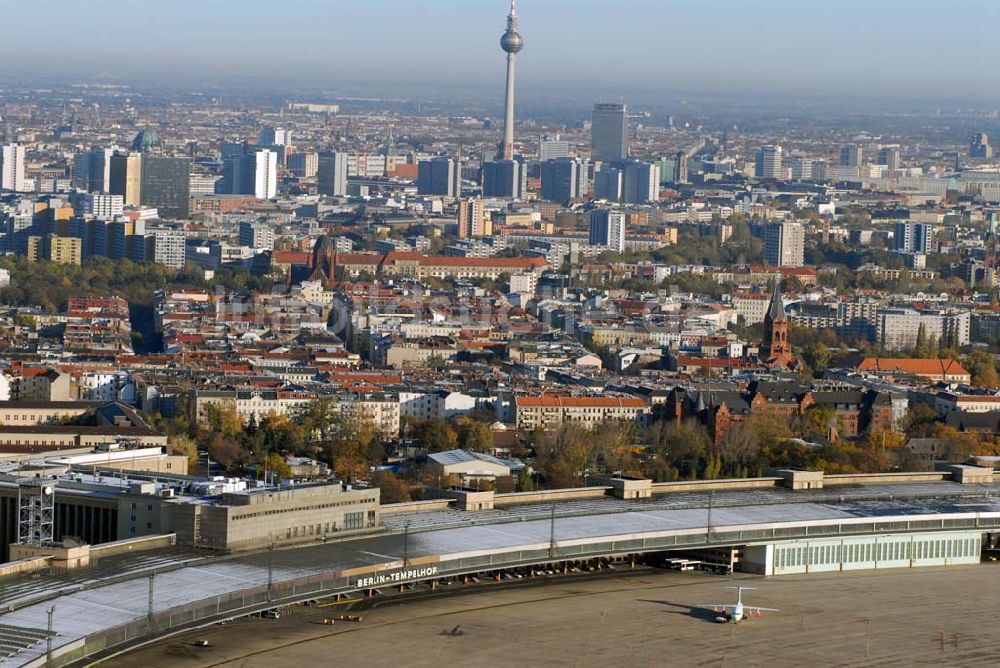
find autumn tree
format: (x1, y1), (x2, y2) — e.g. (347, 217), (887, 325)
(372, 470), (410, 503)
(167, 434), (200, 472)
(264, 453), (293, 482)
(963, 350), (1000, 388)
(453, 416), (494, 453)
(412, 419), (458, 452)
(534, 422), (594, 488)
(645, 419), (710, 478)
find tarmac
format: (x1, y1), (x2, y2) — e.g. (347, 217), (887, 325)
(107, 564), (1000, 668)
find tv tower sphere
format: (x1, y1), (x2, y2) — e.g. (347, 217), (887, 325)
(501, 1), (523, 53)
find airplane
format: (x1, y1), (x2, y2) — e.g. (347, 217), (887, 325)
(698, 586), (779, 624)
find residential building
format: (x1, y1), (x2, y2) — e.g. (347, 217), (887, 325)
(457, 198), (487, 238)
(514, 395), (650, 430)
(763, 222), (804, 267)
(317, 152), (348, 197)
(893, 222), (932, 253)
(1, 144), (26, 192)
(589, 209), (626, 252)
(239, 221), (275, 251)
(81, 194), (124, 219)
(876, 308), (971, 351)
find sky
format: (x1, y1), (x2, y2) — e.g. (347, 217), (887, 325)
(4, 0), (1000, 103)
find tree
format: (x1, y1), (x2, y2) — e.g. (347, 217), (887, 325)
(645, 419), (710, 478)
(902, 403), (940, 437)
(713, 414), (792, 477)
(207, 434), (247, 472)
(372, 470), (410, 503)
(534, 422), (594, 488)
(914, 323), (929, 358)
(265, 453), (292, 482)
(963, 350), (1000, 388)
(455, 418), (494, 453)
(801, 342), (832, 377)
(413, 419), (458, 452)
(202, 403), (243, 437)
(167, 434), (199, 472)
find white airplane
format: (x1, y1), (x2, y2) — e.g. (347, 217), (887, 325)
(699, 586), (779, 623)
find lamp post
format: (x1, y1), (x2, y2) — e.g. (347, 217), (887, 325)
(267, 543), (275, 602)
(706, 491), (715, 543)
(46, 606), (54, 667)
(403, 521), (411, 568)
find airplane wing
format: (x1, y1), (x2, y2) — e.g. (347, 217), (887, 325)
(697, 604), (737, 609)
(746, 606), (780, 612)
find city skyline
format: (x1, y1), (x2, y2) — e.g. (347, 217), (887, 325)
(3, 1), (1000, 103)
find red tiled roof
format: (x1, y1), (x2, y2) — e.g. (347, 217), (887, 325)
(856, 358), (970, 377)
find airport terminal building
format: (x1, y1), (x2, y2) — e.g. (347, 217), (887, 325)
(2, 465), (1000, 666)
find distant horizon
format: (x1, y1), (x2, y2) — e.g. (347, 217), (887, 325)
(3, 1), (1000, 109)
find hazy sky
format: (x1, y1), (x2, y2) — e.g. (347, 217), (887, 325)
(4, 1), (1000, 101)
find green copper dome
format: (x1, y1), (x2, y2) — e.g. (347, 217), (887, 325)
(131, 127), (161, 153)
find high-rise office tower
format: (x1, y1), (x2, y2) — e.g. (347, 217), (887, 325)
(893, 222), (932, 253)
(971, 132), (993, 158)
(481, 160), (523, 199)
(621, 160), (660, 204)
(72, 148), (115, 193)
(839, 144), (863, 167)
(109, 152), (143, 207)
(755, 145), (783, 180)
(140, 156), (192, 220)
(258, 127), (291, 147)
(591, 103), (627, 163)
(878, 146), (901, 171)
(791, 157), (814, 181)
(317, 152), (349, 197)
(499, 1), (523, 161)
(288, 152), (318, 178)
(417, 157), (457, 197)
(673, 150), (688, 185)
(0, 144), (26, 192)
(589, 209), (626, 252)
(539, 134), (570, 161)
(221, 147), (275, 199)
(540, 158), (580, 203)
(763, 221), (805, 267)
(593, 165), (623, 202)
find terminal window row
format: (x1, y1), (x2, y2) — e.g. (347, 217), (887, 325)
(774, 537), (979, 568)
(232, 498), (376, 521)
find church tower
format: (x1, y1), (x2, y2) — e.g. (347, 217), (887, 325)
(762, 282), (795, 368)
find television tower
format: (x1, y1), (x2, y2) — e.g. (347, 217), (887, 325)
(499, 1), (524, 161)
